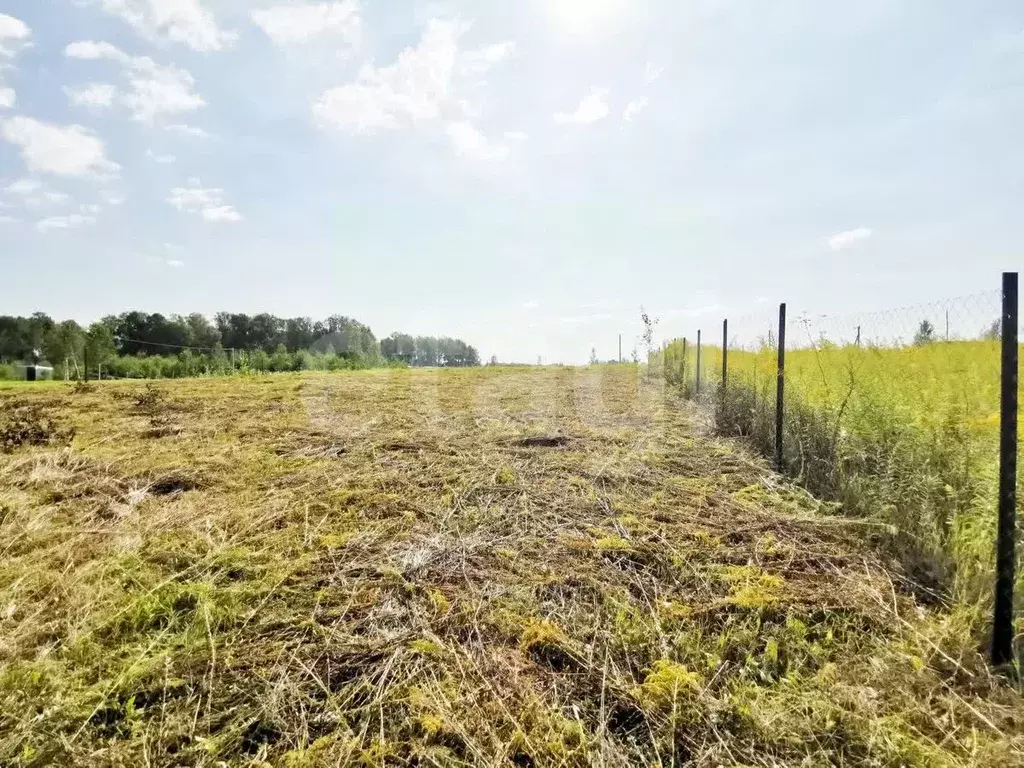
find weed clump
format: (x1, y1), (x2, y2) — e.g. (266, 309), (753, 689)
(0, 400), (74, 452)
(519, 620), (582, 671)
(633, 659), (701, 712)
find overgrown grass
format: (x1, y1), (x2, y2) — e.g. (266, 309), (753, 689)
(1, 368), (1022, 765)
(657, 338), (1023, 617)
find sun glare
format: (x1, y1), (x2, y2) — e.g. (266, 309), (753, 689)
(547, 0), (630, 35)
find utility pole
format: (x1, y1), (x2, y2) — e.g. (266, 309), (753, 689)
(618, 334), (622, 363)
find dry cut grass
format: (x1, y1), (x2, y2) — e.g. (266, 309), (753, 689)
(0, 366), (1022, 766)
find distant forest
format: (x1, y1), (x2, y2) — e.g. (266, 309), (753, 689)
(0, 312), (480, 379)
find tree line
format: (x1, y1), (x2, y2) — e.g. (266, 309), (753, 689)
(0, 312), (479, 379)
(379, 334), (479, 367)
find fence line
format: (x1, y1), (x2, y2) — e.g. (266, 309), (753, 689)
(658, 272), (1019, 668)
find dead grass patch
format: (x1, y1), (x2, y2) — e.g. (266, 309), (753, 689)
(0, 368), (1021, 766)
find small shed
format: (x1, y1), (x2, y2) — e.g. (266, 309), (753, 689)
(16, 364), (54, 382)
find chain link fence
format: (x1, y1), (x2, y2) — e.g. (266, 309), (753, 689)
(653, 279), (1021, 654)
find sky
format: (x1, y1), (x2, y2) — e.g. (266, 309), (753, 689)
(1, 0), (1022, 363)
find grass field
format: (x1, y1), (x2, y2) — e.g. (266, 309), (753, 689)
(660, 340), (1023, 610)
(1, 367), (1022, 766)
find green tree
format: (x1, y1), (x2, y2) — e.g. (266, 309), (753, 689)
(285, 317), (315, 351)
(85, 322), (116, 373)
(913, 319), (935, 346)
(185, 313), (220, 348)
(45, 320), (85, 373)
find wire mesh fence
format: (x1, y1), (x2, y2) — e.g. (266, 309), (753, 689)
(652, 278), (1021, 657)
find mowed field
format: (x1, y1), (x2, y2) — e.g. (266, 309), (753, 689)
(0, 367), (1022, 766)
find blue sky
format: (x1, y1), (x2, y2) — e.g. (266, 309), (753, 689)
(1, 0), (1022, 362)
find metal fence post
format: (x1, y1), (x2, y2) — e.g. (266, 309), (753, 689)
(696, 330), (702, 396)
(993, 271), (1018, 667)
(775, 303), (787, 472)
(722, 318), (728, 403)
(84, 348), (89, 383)
(682, 337), (687, 391)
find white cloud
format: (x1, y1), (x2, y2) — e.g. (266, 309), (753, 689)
(89, 0), (237, 52)
(0, 13), (31, 58)
(167, 180), (242, 222)
(201, 205), (242, 222)
(644, 62), (663, 84)
(65, 40), (131, 63)
(251, 1), (361, 47)
(80, 203), (102, 214)
(522, 299), (539, 310)
(166, 258), (184, 267)
(461, 40), (515, 73)
(147, 148), (176, 163)
(102, 191), (125, 206)
(4, 178), (74, 208)
(622, 97), (648, 122)
(4, 178), (41, 196)
(64, 82), (119, 109)
(165, 123), (209, 138)
(503, 131), (528, 141)
(554, 87), (609, 125)
(314, 19), (467, 132)
(0, 117), (120, 178)
(0, 215), (19, 224)
(314, 18), (513, 155)
(827, 226), (872, 251)
(37, 214), (97, 233)
(445, 120), (508, 162)
(0, 14), (30, 109)
(66, 41), (205, 123)
(124, 64), (204, 122)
